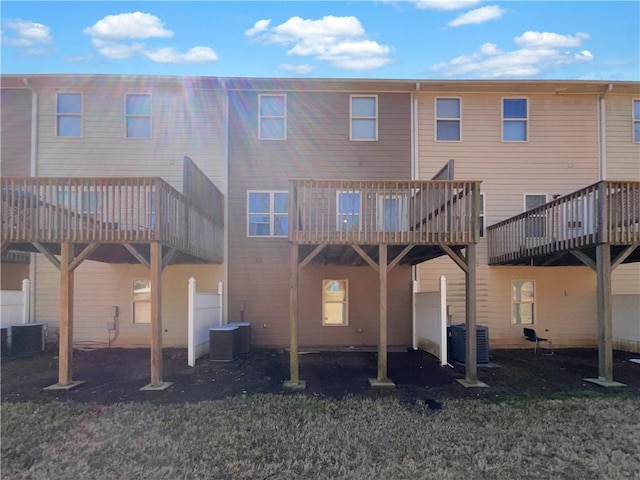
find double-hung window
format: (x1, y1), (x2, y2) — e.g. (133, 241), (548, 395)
(512, 280), (535, 325)
(259, 94), (286, 140)
(524, 194), (547, 238)
(633, 99), (640, 143)
(56, 93), (82, 137)
(133, 279), (151, 324)
(503, 98), (528, 141)
(350, 95), (377, 141)
(337, 191), (361, 231)
(126, 93), (152, 138)
(435, 98), (461, 141)
(323, 279), (348, 326)
(247, 191), (288, 237)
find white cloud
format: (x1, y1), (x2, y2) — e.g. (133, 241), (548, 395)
(2, 18), (52, 54)
(245, 19), (271, 37)
(515, 31), (590, 48)
(411, 0), (481, 10)
(90, 38), (145, 60)
(431, 32), (594, 78)
(246, 15), (393, 71)
(278, 63), (315, 74)
(83, 12), (218, 64)
(143, 46), (218, 64)
(83, 12), (173, 40)
(448, 5), (506, 26)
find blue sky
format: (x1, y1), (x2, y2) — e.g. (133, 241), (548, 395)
(2, 1), (639, 80)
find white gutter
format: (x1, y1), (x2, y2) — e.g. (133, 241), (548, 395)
(598, 83), (613, 181)
(22, 77), (38, 322)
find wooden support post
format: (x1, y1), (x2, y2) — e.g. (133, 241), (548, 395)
(596, 244), (613, 383)
(150, 242), (163, 388)
(285, 243), (305, 389)
(465, 243), (477, 384)
(456, 243), (487, 388)
(378, 244), (388, 382)
(59, 242), (74, 386)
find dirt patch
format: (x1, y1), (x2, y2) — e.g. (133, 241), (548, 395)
(1, 346), (639, 405)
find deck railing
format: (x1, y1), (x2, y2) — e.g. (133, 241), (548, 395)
(488, 181), (640, 264)
(289, 180), (481, 245)
(1, 176), (223, 262)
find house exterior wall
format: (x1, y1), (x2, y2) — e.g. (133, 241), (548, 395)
(1, 76), (227, 346)
(606, 92), (640, 351)
(227, 87), (413, 347)
(416, 91), (602, 348)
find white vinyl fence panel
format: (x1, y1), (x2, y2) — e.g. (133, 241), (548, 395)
(414, 276), (447, 366)
(188, 278), (223, 367)
(1, 278), (30, 329)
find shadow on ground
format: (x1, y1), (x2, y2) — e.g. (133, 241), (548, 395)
(1, 347), (639, 405)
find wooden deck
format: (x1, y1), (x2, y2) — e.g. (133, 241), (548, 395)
(1, 170), (223, 265)
(289, 179), (481, 266)
(488, 181), (640, 266)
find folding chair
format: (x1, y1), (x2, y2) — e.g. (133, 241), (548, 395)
(523, 328), (553, 355)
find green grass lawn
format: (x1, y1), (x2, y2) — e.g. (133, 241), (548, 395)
(2, 394), (639, 480)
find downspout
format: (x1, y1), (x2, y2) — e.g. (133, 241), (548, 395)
(23, 77), (38, 322)
(221, 79), (230, 324)
(598, 83), (613, 181)
(411, 82), (420, 350)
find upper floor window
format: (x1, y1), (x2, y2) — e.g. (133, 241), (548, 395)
(126, 94), (152, 138)
(436, 98), (461, 141)
(337, 191), (361, 231)
(247, 191), (288, 237)
(503, 98), (528, 142)
(350, 95), (377, 141)
(259, 94), (286, 140)
(633, 99), (640, 142)
(56, 93), (82, 137)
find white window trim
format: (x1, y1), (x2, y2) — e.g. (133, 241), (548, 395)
(322, 279), (349, 326)
(56, 92), (83, 138)
(336, 190), (362, 231)
(247, 190), (289, 238)
(511, 279), (535, 326)
(350, 94), (378, 141)
(125, 92), (152, 139)
(502, 97), (529, 143)
(377, 193), (408, 232)
(259, 94), (287, 140)
(434, 97), (462, 142)
(633, 98), (640, 143)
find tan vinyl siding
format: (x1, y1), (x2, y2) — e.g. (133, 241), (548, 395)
(612, 263), (640, 295)
(417, 92), (601, 348)
(228, 89), (413, 347)
(34, 257), (222, 346)
(35, 83), (226, 191)
(605, 94), (640, 180)
(1, 88), (32, 176)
